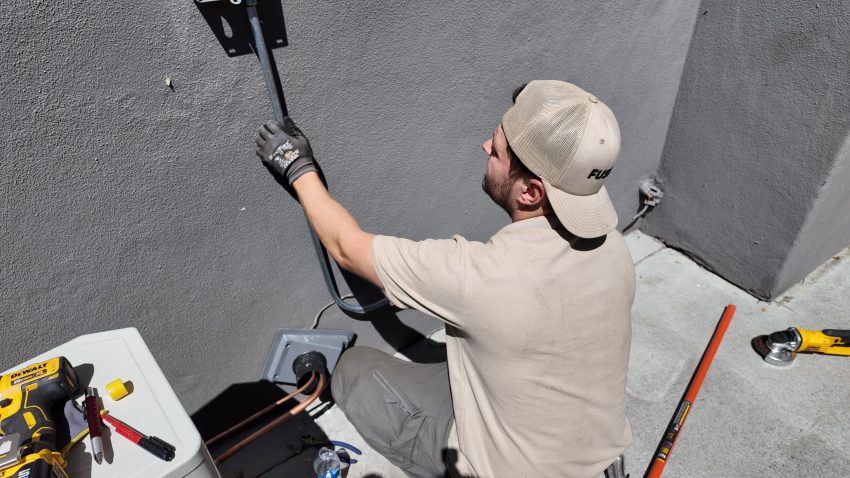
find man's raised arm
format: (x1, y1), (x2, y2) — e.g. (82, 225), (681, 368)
(254, 118), (382, 288)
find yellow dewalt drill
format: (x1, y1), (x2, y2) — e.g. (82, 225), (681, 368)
(0, 357), (79, 478)
(753, 328), (850, 366)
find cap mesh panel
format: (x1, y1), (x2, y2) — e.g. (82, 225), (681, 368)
(503, 83), (592, 182)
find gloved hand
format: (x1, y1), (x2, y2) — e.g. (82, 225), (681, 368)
(255, 117), (318, 186)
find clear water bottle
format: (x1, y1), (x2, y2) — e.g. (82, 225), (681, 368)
(313, 447), (341, 478)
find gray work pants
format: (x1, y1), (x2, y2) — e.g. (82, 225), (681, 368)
(331, 347), (455, 478)
(332, 347), (625, 478)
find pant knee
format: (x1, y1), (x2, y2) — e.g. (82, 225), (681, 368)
(331, 346), (386, 407)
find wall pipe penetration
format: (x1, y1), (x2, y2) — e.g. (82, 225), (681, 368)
(246, 1), (389, 315)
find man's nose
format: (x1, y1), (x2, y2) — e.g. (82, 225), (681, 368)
(482, 138), (492, 155)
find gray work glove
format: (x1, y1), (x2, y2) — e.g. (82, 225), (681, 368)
(255, 117), (318, 186)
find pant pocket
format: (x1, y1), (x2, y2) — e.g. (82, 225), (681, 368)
(373, 370), (428, 464)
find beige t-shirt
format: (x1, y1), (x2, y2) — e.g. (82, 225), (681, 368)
(372, 215), (635, 478)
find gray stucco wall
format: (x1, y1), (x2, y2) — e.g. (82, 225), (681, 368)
(2, 0), (699, 411)
(644, 0), (850, 299)
(778, 135), (850, 293)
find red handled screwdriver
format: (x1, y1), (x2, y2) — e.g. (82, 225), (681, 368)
(84, 387), (105, 464)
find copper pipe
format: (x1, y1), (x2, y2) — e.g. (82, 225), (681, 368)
(214, 373), (326, 465)
(205, 372), (317, 448)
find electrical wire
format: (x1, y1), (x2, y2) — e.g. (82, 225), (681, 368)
(309, 230), (389, 315)
(213, 372), (326, 465)
(205, 372), (317, 448)
(623, 203), (653, 234)
(631, 204), (651, 221)
(245, 2), (388, 316)
(245, 1), (284, 123)
(311, 294), (355, 329)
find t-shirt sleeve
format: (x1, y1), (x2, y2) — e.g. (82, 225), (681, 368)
(371, 234), (468, 327)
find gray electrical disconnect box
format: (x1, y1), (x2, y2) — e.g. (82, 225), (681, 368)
(260, 329), (355, 385)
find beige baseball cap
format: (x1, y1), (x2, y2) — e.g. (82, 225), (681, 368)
(502, 80), (621, 238)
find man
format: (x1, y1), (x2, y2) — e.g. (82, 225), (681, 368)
(255, 80), (635, 478)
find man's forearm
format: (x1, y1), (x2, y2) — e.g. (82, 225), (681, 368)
(291, 172), (380, 286)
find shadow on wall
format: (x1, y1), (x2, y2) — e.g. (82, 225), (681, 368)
(195, 1), (288, 57)
(362, 307), (447, 364)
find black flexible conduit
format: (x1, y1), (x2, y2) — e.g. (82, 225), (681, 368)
(245, 0), (389, 315)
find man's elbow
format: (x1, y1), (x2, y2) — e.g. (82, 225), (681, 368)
(335, 249), (356, 273)
(335, 234), (381, 288)
(331, 235), (364, 273)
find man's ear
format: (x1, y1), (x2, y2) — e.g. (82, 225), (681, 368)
(518, 178), (547, 208)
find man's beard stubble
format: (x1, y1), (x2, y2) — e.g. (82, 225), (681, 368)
(482, 172), (514, 214)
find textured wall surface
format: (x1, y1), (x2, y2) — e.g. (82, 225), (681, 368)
(1, 0), (699, 411)
(644, 0), (850, 299)
(778, 134), (850, 293)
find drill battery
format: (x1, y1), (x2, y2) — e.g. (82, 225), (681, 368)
(0, 449), (68, 478)
(0, 357), (79, 478)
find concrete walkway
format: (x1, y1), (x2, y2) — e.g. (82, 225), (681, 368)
(222, 230), (850, 477)
(624, 232), (850, 477)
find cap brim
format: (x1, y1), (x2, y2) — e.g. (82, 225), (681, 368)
(543, 180), (618, 238)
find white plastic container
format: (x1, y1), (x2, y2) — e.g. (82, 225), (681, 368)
(2, 328), (220, 478)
